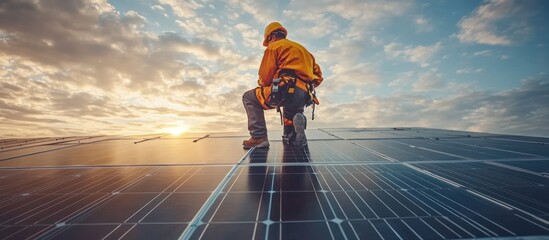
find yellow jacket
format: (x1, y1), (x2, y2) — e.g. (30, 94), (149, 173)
(255, 38), (323, 109)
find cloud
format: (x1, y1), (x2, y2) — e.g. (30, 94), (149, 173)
(457, 0), (536, 45)
(384, 42), (442, 67)
(226, 0), (280, 23)
(473, 50), (492, 57)
(0, 0), (546, 139)
(0, 0), (257, 137)
(151, 5), (166, 11)
(158, 0), (203, 18)
(412, 69), (447, 91)
(285, 0), (412, 38)
(456, 68), (483, 74)
(175, 17), (225, 42)
(316, 74), (549, 137)
(329, 63), (381, 89)
(414, 16), (433, 32)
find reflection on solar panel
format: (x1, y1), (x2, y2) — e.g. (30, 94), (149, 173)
(1, 128), (548, 239)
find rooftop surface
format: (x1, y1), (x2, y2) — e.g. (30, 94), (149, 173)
(1, 128), (548, 239)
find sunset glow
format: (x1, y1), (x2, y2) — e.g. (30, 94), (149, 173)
(164, 125), (189, 136)
(0, 0), (547, 137)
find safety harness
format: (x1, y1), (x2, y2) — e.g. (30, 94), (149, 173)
(268, 73), (319, 125)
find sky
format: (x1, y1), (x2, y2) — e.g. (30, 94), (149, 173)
(1, 0), (548, 138)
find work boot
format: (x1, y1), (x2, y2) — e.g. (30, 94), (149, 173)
(292, 113), (307, 147)
(243, 137), (270, 149)
(282, 125), (295, 145)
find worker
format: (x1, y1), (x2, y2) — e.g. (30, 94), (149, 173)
(242, 22), (323, 149)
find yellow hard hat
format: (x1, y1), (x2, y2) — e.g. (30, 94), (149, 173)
(263, 22), (287, 47)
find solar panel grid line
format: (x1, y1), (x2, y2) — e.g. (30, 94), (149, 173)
(501, 160), (549, 173)
(337, 171), (389, 218)
(178, 148), (254, 240)
(0, 137), (78, 151)
(284, 162), (341, 239)
(277, 148), (341, 236)
(376, 167), (418, 189)
(2, 224), (52, 240)
(251, 170), (270, 240)
(0, 144), (81, 162)
(403, 163), (463, 188)
(395, 167), (457, 190)
(445, 139), (544, 158)
(491, 137), (549, 145)
(356, 220), (385, 240)
(427, 217), (464, 238)
(345, 167), (380, 191)
(102, 167), (197, 239)
(353, 166), (391, 192)
(0, 137), (48, 146)
(376, 169), (416, 191)
(313, 166), (361, 239)
(22, 169), (99, 194)
(438, 166), (500, 188)
(318, 163), (460, 238)
(194, 167), (265, 239)
(377, 188), (431, 219)
(441, 190), (529, 237)
(378, 189), (425, 219)
(371, 191), (404, 219)
(263, 146), (280, 240)
(0, 136), (110, 158)
(404, 161), (549, 235)
(1, 129), (547, 239)
(417, 164), (549, 216)
(482, 139), (549, 155)
(9, 192), (100, 226)
(480, 163), (544, 183)
(413, 190), (484, 237)
(318, 129), (345, 140)
(411, 192), (476, 237)
(352, 174), (401, 216)
(392, 141), (469, 160)
(381, 218), (404, 240)
(430, 190), (515, 236)
(367, 166), (409, 190)
(485, 161), (549, 179)
(2, 169), (131, 225)
(35, 168), (162, 239)
(0, 184), (40, 206)
(467, 189), (549, 227)
(385, 170), (428, 191)
(514, 213), (549, 232)
(327, 165), (367, 191)
(133, 135), (165, 144)
(397, 219), (423, 239)
(0, 179), (93, 224)
(346, 141), (398, 163)
(480, 186), (547, 216)
(420, 139), (523, 160)
(264, 166), (277, 240)
(412, 216), (447, 238)
(317, 141), (356, 163)
(407, 140), (490, 160)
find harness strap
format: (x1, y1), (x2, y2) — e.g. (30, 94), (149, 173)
(268, 71), (320, 124)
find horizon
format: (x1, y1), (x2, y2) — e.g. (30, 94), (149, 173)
(1, 0), (548, 138)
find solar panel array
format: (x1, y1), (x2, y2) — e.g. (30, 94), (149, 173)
(1, 128), (548, 239)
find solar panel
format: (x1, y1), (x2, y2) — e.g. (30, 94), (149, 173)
(0, 128), (548, 239)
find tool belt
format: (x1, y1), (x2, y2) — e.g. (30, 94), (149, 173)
(267, 74), (295, 108)
(268, 73), (318, 106)
(267, 71), (320, 122)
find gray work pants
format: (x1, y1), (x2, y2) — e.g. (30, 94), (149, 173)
(242, 87), (308, 138)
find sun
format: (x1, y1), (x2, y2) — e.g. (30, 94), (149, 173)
(164, 125), (189, 136)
